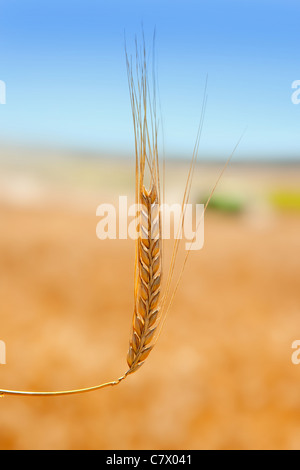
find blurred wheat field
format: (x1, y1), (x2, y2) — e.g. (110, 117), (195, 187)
(0, 153), (300, 449)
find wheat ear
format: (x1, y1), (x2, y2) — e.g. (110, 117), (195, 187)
(126, 184), (161, 375)
(125, 34), (162, 377)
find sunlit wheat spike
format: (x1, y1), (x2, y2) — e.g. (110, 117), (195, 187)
(124, 33), (163, 376)
(127, 184), (161, 374)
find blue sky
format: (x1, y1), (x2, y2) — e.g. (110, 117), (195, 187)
(0, 0), (299, 160)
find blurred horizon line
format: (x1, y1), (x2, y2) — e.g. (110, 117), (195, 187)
(0, 140), (299, 166)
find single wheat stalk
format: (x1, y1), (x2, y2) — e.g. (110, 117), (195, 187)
(0, 34), (239, 398)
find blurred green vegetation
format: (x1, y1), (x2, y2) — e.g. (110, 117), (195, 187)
(200, 193), (246, 214)
(200, 189), (300, 215)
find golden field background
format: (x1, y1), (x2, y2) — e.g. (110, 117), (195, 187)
(0, 148), (300, 450)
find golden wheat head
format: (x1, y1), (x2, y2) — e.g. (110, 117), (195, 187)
(125, 38), (163, 376)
